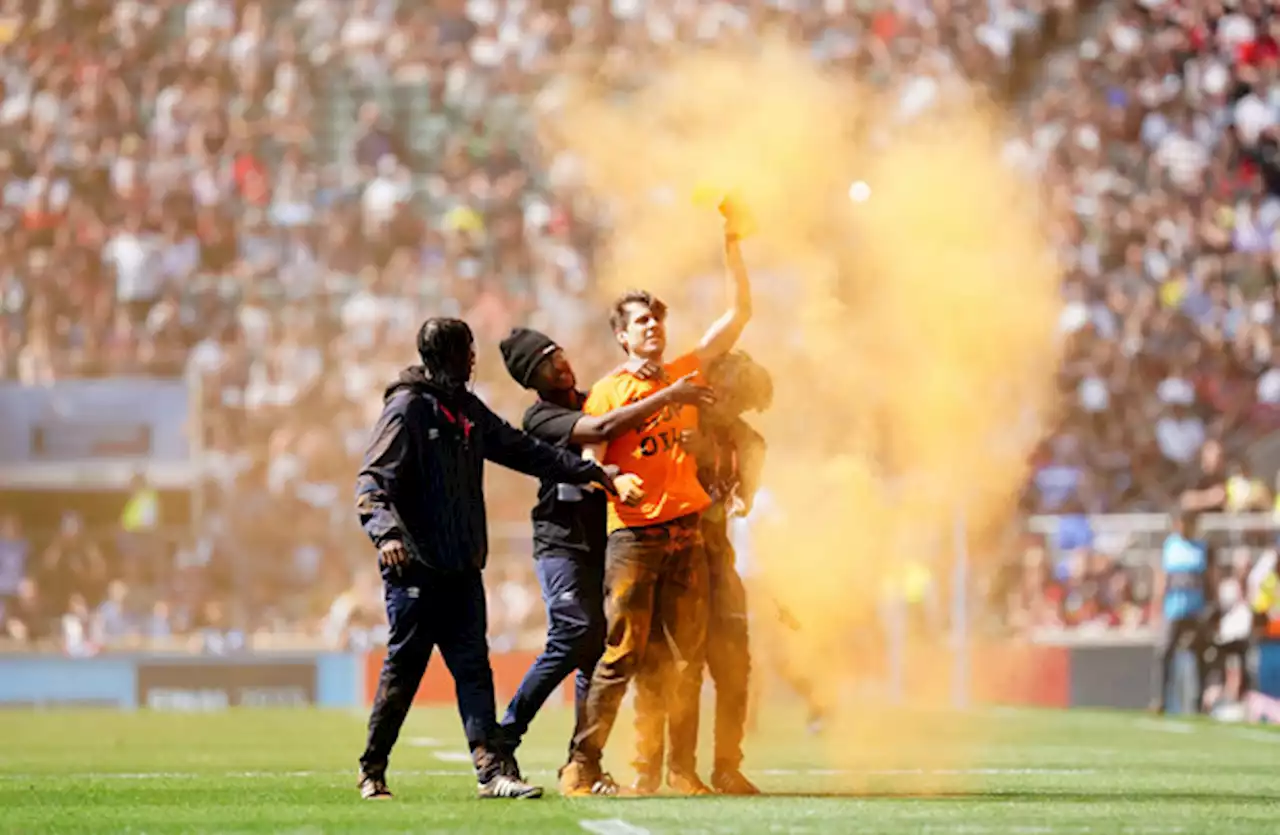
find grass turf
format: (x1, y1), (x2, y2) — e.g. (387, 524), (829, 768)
(0, 704), (1277, 834)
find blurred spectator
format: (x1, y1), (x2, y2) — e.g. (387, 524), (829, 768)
(35, 512), (108, 614)
(322, 570), (385, 650)
(0, 514), (27, 604)
(1204, 547), (1256, 710)
(61, 593), (98, 658)
(5, 578), (51, 645)
(94, 580), (135, 647)
(23, 0), (1280, 651)
(1183, 438), (1229, 512)
(487, 564), (540, 653)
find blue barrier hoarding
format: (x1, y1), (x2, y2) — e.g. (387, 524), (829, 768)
(136, 659), (317, 710)
(0, 656), (136, 708)
(316, 653), (361, 707)
(0, 654), (365, 710)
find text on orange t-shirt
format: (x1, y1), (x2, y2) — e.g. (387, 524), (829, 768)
(583, 352), (712, 533)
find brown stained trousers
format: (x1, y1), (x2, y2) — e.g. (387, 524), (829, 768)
(632, 504), (751, 778)
(568, 513), (708, 772)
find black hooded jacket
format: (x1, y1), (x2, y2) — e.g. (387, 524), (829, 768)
(355, 366), (607, 579)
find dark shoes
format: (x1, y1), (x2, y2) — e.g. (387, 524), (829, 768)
(478, 773), (545, 799)
(481, 749), (543, 798)
(358, 771), (393, 800)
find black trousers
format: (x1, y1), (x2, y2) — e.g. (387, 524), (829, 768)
(361, 568), (503, 781)
(1153, 615), (1209, 713)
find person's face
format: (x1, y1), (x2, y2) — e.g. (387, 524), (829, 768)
(535, 348), (576, 392)
(457, 343), (476, 385)
(616, 302), (665, 359)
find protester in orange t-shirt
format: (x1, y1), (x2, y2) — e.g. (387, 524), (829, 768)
(561, 200), (754, 797)
(583, 350), (709, 533)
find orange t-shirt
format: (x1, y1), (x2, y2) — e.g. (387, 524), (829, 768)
(584, 352), (712, 533)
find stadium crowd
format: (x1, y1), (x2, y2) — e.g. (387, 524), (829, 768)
(4, 0), (1280, 652)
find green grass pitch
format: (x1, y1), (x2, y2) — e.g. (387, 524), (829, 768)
(1, 704), (1278, 834)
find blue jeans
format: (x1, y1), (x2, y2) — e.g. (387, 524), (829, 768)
(501, 554), (605, 753)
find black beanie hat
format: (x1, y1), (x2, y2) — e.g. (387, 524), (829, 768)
(500, 327), (559, 389)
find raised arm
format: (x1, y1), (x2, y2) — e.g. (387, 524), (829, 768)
(1182, 482), (1226, 511)
(695, 229), (753, 364)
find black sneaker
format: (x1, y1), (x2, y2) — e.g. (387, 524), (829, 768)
(478, 773), (544, 799)
(358, 771), (393, 800)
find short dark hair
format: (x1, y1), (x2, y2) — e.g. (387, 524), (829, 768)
(417, 317), (474, 390)
(609, 290), (667, 334)
(709, 351), (774, 413)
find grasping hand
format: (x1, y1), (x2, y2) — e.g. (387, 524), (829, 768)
(613, 473), (647, 507)
(664, 371), (716, 407)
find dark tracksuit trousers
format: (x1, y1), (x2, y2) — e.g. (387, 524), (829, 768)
(633, 507), (750, 777)
(361, 568), (505, 781)
(501, 555), (606, 753)
(569, 514), (708, 772)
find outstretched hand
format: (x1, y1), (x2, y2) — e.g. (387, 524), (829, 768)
(719, 194), (756, 240)
(665, 371), (716, 407)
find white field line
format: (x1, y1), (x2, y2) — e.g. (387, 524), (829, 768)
(1225, 727), (1280, 744)
(919, 828), (1185, 835)
(431, 751), (473, 763)
(0, 770), (476, 780)
(1132, 719), (1195, 734)
(579, 820), (652, 835)
(406, 737), (444, 747)
(0, 766), (1097, 781)
(756, 768), (1096, 776)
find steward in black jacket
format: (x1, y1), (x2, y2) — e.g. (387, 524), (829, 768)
(356, 317), (613, 802)
(356, 364), (608, 578)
